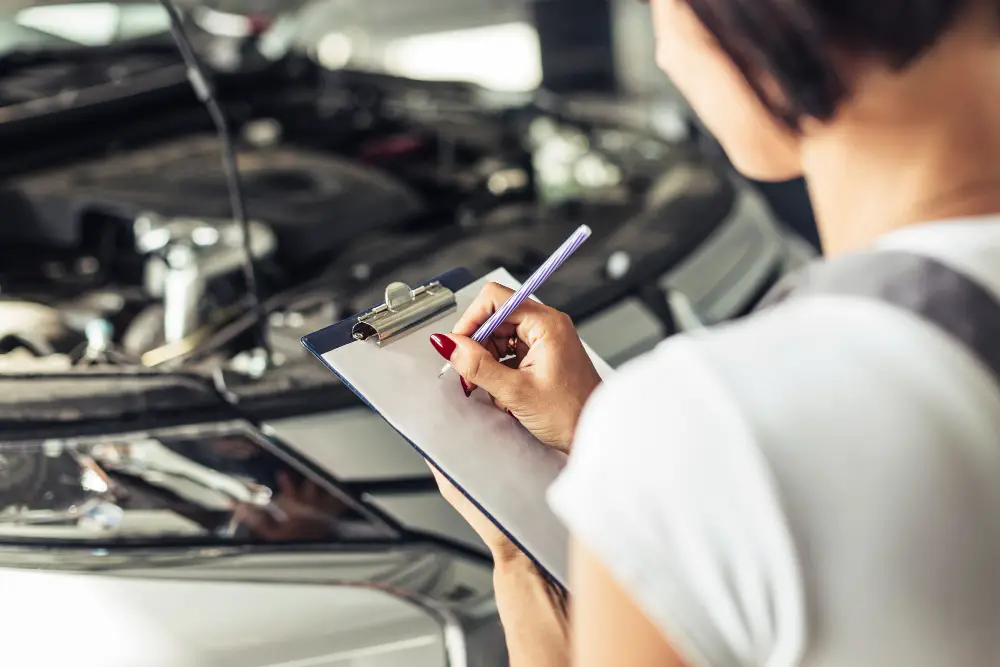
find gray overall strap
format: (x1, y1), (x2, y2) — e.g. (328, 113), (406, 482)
(758, 251), (1000, 385)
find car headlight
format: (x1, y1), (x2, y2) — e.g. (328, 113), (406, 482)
(0, 420), (397, 548)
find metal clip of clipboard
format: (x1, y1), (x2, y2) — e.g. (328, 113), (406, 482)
(351, 280), (457, 346)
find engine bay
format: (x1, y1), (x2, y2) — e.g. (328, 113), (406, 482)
(0, 52), (737, 427)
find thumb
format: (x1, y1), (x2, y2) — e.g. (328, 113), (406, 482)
(436, 334), (524, 401)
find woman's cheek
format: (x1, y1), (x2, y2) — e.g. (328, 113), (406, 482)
(650, 0), (803, 180)
(655, 35), (730, 127)
(651, 0), (724, 109)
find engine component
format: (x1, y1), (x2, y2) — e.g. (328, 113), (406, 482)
(0, 45), (179, 108)
(266, 295), (340, 365)
(5, 136), (427, 266)
(0, 448), (54, 514)
(0, 301), (66, 348)
(0, 300), (79, 367)
(60, 290), (130, 333)
(133, 212), (277, 344)
(527, 116), (624, 205)
(0, 349), (74, 372)
(334, 150), (734, 323)
(0, 449), (42, 494)
(81, 319), (115, 363)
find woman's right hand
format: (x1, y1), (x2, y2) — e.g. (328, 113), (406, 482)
(429, 282), (602, 453)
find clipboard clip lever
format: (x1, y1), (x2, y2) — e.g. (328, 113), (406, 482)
(352, 281), (457, 346)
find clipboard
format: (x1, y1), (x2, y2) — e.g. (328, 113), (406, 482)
(301, 267), (614, 587)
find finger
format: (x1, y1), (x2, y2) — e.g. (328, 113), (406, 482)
(483, 337), (502, 363)
(457, 337), (503, 395)
(491, 394), (508, 412)
(478, 351), (525, 397)
(428, 464), (445, 488)
(491, 362), (520, 416)
(445, 334), (528, 404)
(465, 337), (509, 392)
(428, 464), (462, 505)
(451, 282), (515, 337)
(490, 396), (520, 421)
(451, 282), (550, 346)
(426, 459), (447, 487)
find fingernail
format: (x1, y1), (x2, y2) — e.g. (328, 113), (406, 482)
(429, 334), (457, 361)
(461, 377), (473, 397)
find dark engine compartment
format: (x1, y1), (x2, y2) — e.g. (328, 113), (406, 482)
(0, 49), (737, 432)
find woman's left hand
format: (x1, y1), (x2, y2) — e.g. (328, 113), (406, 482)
(428, 463), (522, 565)
(431, 463), (571, 667)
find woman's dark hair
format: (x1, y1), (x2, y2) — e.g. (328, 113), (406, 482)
(683, 0), (981, 130)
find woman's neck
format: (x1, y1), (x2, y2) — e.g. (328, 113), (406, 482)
(801, 37), (1000, 257)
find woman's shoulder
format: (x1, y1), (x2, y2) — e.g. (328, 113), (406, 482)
(624, 287), (1000, 418)
(623, 218), (1000, 405)
(550, 293), (1000, 667)
(560, 293), (958, 503)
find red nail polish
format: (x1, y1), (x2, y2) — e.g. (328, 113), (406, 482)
(429, 334), (457, 361)
(461, 377), (473, 397)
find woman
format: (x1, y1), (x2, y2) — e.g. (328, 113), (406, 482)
(427, 1), (1000, 665)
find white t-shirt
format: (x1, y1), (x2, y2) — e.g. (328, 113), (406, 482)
(548, 219), (1000, 667)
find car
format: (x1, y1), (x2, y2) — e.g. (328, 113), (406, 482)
(0, 2), (815, 665)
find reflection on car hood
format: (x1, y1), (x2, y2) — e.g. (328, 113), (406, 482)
(0, 416), (505, 666)
(3, 569), (445, 666)
(0, 545), (503, 667)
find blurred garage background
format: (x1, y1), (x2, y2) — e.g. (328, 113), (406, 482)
(0, 2), (818, 666)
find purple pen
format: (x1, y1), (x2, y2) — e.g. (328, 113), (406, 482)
(437, 224), (592, 381)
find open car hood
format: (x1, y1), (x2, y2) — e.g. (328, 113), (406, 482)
(0, 0), (309, 10)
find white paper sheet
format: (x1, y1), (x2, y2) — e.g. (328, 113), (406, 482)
(322, 268), (614, 586)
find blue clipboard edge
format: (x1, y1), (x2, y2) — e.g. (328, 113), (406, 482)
(300, 267), (567, 589)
